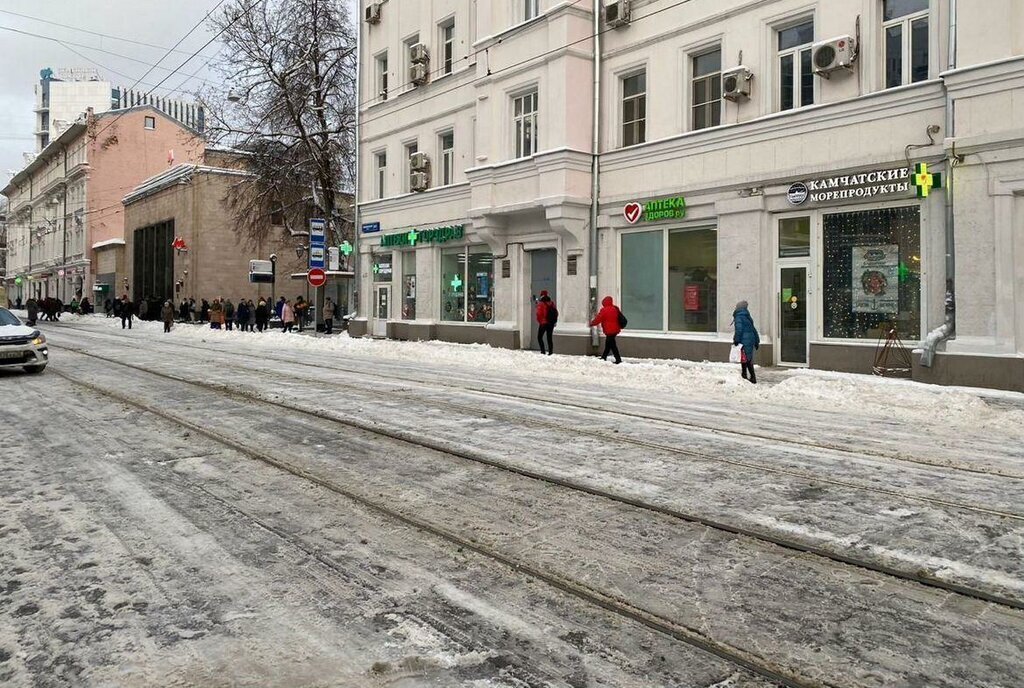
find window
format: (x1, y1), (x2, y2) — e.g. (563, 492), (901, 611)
(778, 20), (815, 111)
(523, 0), (539, 21)
(401, 252), (417, 319)
(883, 0), (929, 88)
(668, 229), (718, 333)
(405, 142), (418, 192)
(822, 206), (921, 340)
(144, 116), (156, 130)
(373, 253), (393, 282)
(440, 20), (455, 75)
(439, 131), (455, 186)
(779, 217), (811, 258)
(513, 90), (538, 158)
(375, 51), (389, 99)
(691, 49), (722, 130)
(441, 246), (494, 323)
(270, 200), (284, 227)
(404, 34), (420, 88)
(375, 151), (387, 199)
(621, 71), (646, 147)
(621, 227), (718, 332)
(621, 231), (663, 330)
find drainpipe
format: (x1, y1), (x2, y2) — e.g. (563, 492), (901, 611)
(351, 19), (362, 322)
(921, 0), (957, 367)
(589, 0), (601, 345)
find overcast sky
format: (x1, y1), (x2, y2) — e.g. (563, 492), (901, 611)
(0, 0), (358, 183)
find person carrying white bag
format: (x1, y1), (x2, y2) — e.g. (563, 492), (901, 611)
(731, 300), (760, 384)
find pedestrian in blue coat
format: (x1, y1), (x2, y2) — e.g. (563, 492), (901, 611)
(732, 300), (760, 384)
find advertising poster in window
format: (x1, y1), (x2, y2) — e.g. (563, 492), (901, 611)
(683, 284), (701, 312)
(851, 244), (899, 314)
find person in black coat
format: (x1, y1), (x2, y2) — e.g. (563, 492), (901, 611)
(732, 300), (761, 384)
(120, 295), (135, 330)
(26, 298), (39, 326)
(255, 299), (269, 333)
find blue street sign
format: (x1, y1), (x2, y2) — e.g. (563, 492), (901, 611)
(309, 218), (326, 269)
(361, 222), (381, 234)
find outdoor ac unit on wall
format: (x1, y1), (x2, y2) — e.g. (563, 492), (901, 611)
(410, 43), (430, 64)
(605, 0), (631, 27)
(411, 171), (429, 192)
(812, 35), (857, 78)
(410, 152), (430, 171)
(410, 63), (429, 86)
(722, 66), (753, 102)
(365, 2), (382, 25)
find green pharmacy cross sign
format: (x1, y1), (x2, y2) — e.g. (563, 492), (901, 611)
(381, 224), (464, 248)
(450, 275), (463, 291)
(912, 163), (942, 199)
(339, 240), (353, 257)
(372, 263), (380, 275)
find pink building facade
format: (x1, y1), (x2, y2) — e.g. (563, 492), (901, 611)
(3, 106), (204, 305)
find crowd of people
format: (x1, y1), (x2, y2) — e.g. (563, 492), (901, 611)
(100, 294), (342, 336)
(17, 296), (93, 326)
(15, 288), (760, 382)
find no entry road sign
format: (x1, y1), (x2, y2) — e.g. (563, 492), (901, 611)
(307, 268), (327, 288)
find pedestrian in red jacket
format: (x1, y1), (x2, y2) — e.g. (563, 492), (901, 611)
(590, 295), (624, 364)
(536, 290), (557, 355)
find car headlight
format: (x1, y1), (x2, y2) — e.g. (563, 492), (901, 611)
(32, 334), (46, 346)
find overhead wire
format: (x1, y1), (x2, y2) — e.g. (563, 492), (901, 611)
(0, 26), (221, 87)
(90, 0), (238, 141)
(0, 8), (215, 58)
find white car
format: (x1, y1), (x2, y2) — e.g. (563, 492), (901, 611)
(0, 307), (48, 374)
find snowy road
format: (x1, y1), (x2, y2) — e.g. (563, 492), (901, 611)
(3, 315), (1024, 687)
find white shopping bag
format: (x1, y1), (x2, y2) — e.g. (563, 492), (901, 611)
(729, 344), (744, 364)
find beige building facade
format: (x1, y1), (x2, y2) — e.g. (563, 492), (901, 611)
(121, 162), (313, 310)
(356, 0), (1023, 391)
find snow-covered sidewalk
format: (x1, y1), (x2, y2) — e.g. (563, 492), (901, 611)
(40, 311), (1024, 435)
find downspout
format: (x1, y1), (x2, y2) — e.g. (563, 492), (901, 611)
(351, 16), (362, 321)
(589, 0), (601, 345)
(920, 0), (957, 367)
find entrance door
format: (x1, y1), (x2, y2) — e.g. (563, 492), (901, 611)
(779, 266), (809, 365)
(529, 249), (557, 350)
(373, 285), (390, 337)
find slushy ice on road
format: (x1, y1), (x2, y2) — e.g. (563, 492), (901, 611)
(2, 315), (1023, 687)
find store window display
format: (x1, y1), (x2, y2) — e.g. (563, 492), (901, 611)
(441, 246), (494, 323)
(401, 251), (416, 320)
(620, 227), (718, 332)
(822, 206), (921, 340)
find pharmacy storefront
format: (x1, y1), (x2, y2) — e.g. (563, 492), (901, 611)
(361, 221), (497, 342)
(771, 163), (941, 370)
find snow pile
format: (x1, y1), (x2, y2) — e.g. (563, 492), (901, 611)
(53, 313), (1024, 432)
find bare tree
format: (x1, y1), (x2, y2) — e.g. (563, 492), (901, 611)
(201, 0), (356, 246)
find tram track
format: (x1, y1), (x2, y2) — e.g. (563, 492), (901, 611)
(47, 328), (1024, 520)
(51, 321), (1024, 482)
(48, 340), (1024, 612)
(47, 362), (831, 688)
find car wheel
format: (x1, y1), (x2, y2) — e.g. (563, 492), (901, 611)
(23, 365), (46, 374)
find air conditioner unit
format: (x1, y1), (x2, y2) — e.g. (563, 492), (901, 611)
(410, 43), (430, 64)
(605, 0), (632, 27)
(722, 66), (753, 102)
(365, 2), (382, 24)
(812, 35), (857, 78)
(410, 63), (429, 86)
(411, 171), (429, 192)
(410, 151), (430, 171)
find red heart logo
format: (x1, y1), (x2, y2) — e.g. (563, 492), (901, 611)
(624, 202), (642, 224)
